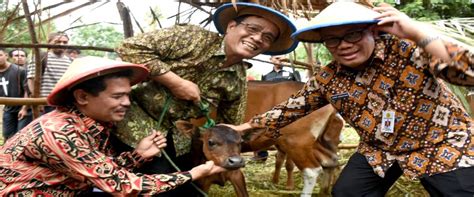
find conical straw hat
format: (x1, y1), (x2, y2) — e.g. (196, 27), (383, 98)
(292, 2), (380, 43)
(47, 56), (149, 106)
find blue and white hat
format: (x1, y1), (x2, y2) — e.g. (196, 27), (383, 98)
(213, 2), (298, 55)
(292, 2), (380, 43)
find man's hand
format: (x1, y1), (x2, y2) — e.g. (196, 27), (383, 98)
(169, 79), (201, 103)
(135, 130), (167, 159)
(18, 107), (28, 120)
(373, 3), (425, 42)
(152, 71), (201, 103)
(189, 161), (227, 180)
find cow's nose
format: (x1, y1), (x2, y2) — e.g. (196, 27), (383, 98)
(224, 156), (245, 169)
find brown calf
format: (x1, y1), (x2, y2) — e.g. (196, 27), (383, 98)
(244, 81), (344, 196)
(176, 121), (248, 197)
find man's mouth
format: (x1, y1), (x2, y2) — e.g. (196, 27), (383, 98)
(242, 41), (257, 51)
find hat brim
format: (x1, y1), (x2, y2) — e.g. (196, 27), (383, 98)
(292, 20), (379, 43)
(213, 2), (298, 55)
(47, 63), (149, 106)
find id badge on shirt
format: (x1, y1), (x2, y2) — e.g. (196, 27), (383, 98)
(381, 110), (395, 133)
(282, 72), (290, 77)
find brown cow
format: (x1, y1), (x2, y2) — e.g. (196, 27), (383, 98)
(175, 121), (248, 197)
(243, 81), (344, 196)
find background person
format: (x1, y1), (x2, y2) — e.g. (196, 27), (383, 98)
(252, 54), (301, 163)
(228, 2), (474, 196)
(66, 48), (81, 60)
(262, 55), (300, 82)
(27, 32), (72, 114)
(0, 48), (30, 140)
(8, 48), (28, 67)
(0, 56), (226, 196)
(115, 2), (298, 196)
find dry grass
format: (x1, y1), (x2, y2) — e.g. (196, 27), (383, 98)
(208, 127), (429, 197)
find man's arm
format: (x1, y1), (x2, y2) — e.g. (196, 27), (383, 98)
(373, 4), (474, 86)
(116, 25), (221, 102)
(152, 71), (200, 102)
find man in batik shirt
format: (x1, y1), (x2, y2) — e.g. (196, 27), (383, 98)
(0, 56), (225, 196)
(229, 2), (474, 197)
(115, 3), (297, 195)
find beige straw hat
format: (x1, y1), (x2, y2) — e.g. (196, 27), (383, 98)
(292, 2), (380, 43)
(47, 56), (149, 106)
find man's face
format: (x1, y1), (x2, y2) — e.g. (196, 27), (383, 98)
(270, 55), (285, 69)
(0, 51), (8, 67)
(11, 50), (26, 66)
(320, 24), (375, 69)
(50, 35), (69, 56)
(224, 16), (279, 59)
(81, 77), (131, 123)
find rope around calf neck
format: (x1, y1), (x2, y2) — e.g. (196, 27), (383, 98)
(156, 93), (212, 197)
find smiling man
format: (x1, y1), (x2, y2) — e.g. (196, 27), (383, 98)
(228, 2), (474, 197)
(0, 56), (227, 196)
(115, 2), (297, 196)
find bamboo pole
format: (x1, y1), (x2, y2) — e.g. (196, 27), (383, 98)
(0, 97), (47, 106)
(22, 0), (42, 118)
(0, 43), (114, 52)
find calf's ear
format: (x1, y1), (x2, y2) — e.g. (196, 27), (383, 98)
(175, 120), (195, 138)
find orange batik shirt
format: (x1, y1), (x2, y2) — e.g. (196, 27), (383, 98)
(251, 34), (474, 179)
(0, 107), (192, 196)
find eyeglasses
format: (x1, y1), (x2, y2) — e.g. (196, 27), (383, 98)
(322, 29), (367, 48)
(238, 22), (277, 45)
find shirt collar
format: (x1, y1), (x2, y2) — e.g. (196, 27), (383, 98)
(59, 106), (111, 137)
(215, 39), (226, 56)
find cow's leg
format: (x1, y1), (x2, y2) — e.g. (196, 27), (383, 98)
(301, 167), (322, 197)
(284, 157), (295, 190)
(228, 170), (249, 197)
(272, 148), (286, 184)
(319, 167), (339, 195)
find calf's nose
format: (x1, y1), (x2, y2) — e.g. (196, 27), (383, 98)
(224, 156), (245, 169)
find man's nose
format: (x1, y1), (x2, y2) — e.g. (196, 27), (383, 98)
(122, 96), (131, 107)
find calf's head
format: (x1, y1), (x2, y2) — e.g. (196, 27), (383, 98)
(176, 121), (245, 170)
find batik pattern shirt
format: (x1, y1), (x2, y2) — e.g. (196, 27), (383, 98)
(251, 34), (474, 179)
(115, 24), (248, 156)
(0, 107), (192, 196)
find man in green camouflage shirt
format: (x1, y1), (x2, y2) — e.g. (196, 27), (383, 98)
(114, 3), (297, 195)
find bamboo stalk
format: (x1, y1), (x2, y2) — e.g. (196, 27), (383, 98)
(21, 0), (41, 118)
(0, 43), (114, 52)
(0, 97), (47, 106)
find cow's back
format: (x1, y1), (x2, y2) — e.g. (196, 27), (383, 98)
(245, 81), (304, 121)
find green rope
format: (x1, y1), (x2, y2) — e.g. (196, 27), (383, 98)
(198, 100), (215, 129)
(156, 94), (208, 197)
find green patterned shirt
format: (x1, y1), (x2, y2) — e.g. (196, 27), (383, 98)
(115, 24), (248, 156)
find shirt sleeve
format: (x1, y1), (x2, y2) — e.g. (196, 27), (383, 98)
(116, 25), (221, 76)
(250, 77), (328, 138)
(26, 64), (35, 79)
(43, 128), (193, 195)
(421, 41), (474, 86)
(113, 150), (152, 169)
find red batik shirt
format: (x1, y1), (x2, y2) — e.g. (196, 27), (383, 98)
(0, 107), (192, 196)
(251, 34), (474, 179)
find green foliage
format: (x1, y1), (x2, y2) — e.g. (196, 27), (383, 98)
(397, 1), (441, 21)
(293, 43), (333, 70)
(69, 24), (123, 58)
